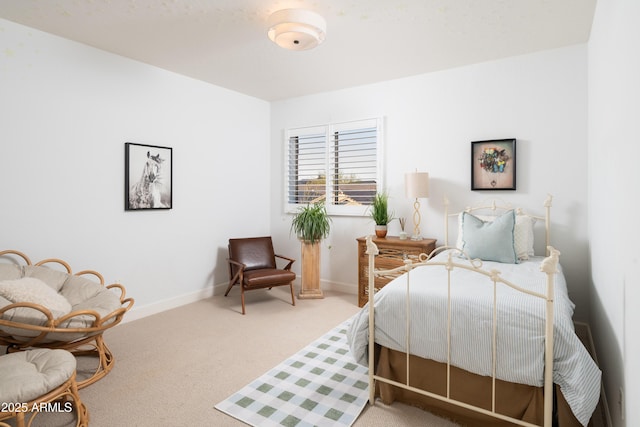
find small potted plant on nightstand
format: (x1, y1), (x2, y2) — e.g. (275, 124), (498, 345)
(290, 202), (331, 299)
(370, 192), (394, 238)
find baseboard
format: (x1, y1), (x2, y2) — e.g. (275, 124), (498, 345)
(320, 278), (356, 295)
(126, 279), (357, 324)
(123, 285), (214, 323)
(217, 278), (357, 296)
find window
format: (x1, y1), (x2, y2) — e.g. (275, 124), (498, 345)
(284, 118), (383, 216)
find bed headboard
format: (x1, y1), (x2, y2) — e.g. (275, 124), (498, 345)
(443, 194), (553, 257)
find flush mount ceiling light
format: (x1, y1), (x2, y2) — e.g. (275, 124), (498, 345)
(267, 8), (326, 51)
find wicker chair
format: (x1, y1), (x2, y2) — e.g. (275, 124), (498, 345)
(0, 250), (134, 389)
(0, 348), (89, 427)
(225, 237), (296, 314)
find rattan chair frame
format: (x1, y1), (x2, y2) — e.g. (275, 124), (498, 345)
(0, 250), (134, 389)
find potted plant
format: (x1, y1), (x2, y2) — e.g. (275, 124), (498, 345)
(370, 192), (394, 238)
(290, 203), (331, 299)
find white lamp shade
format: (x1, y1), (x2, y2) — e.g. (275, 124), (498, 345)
(405, 172), (430, 198)
(268, 9), (326, 51)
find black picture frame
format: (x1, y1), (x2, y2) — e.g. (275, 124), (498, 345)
(471, 139), (516, 190)
(125, 142), (173, 210)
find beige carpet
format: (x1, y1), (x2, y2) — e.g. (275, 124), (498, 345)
(3, 288), (459, 427)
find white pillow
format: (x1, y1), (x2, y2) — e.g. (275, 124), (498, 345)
(457, 212), (536, 259)
(513, 214), (536, 259)
(0, 277), (72, 317)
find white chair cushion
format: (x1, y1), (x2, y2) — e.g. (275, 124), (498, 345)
(0, 264), (22, 281)
(0, 266), (123, 342)
(0, 349), (76, 403)
(23, 265), (70, 292)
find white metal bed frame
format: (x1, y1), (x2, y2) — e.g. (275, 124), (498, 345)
(365, 195), (558, 427)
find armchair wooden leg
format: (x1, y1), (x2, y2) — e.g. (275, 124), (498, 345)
(224, 281), (236, 297)
(241, 287), (246, 315)
(289, 282), (296, 306)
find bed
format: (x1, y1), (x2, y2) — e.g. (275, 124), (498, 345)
(347, 196), (601, 427)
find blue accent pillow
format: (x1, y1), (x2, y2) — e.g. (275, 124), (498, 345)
(461, 210), (518, 263)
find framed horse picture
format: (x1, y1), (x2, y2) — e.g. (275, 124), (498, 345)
(125, 142), (173, 210)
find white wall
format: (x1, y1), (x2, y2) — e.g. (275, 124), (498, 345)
(0, 19), (272, 319)
(588, 0), (640, 425)
(271, 45), (591, 320)
(1, 9), (633, 426)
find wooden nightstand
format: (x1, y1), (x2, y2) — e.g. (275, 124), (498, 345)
(356, 236), (437, 307)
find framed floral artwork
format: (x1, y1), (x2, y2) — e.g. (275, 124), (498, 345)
(471, 139), (516, 190)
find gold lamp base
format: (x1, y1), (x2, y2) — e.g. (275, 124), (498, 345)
(411, 198), (423, 240)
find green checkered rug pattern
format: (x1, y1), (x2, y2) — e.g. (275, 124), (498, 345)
(215, 318), (369, 427)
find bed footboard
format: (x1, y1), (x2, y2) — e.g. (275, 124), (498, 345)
(364, 236), (559, 427)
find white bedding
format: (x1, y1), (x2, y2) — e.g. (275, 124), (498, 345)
(347, 249), (601, 426)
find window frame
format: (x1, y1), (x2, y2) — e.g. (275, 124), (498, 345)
(283, 117), (385, 217)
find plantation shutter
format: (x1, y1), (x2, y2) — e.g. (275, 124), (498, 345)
(328, 119), (379, 207)
(285, 118), (383, 216)
(286, 126), (327, 206)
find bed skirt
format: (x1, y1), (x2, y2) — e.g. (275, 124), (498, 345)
(375, 346), (583, 427)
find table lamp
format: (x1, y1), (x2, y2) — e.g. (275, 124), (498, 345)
(405, 172), (430, 240)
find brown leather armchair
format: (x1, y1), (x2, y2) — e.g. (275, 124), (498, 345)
(225, 237), (296, 314)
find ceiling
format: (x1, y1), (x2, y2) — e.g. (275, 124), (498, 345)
(0, 0), (597, 101)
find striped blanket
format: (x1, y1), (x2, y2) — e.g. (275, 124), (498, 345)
(346, 250), (601, 426)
